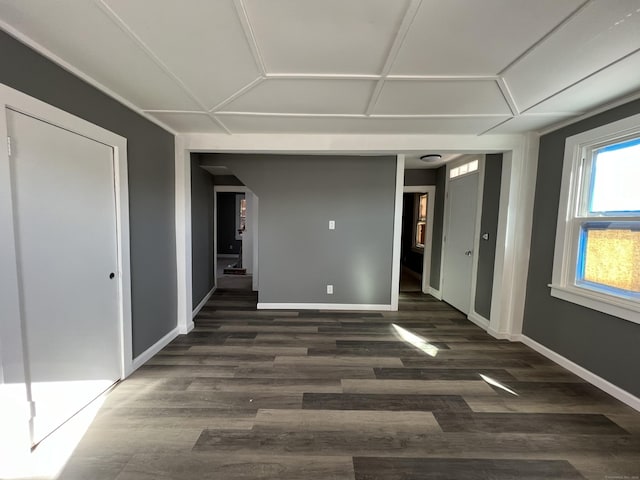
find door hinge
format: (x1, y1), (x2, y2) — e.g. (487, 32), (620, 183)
(29, 400), (36, 418)
(7, 136), (12, 157)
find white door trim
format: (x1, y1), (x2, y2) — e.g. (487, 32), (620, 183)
(390, 155), (405, 310)
(0, 83), (132, 449)
(177, 132), (539, 335)
(403, 185), (436, 294)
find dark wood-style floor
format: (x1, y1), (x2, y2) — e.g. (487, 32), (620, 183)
(58, 289), (640, 479)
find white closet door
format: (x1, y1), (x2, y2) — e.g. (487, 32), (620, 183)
(442, 172), (479, 314)
(7, 109), (121, 445)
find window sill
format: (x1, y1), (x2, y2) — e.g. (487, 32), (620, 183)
(549, 284), (640, 325)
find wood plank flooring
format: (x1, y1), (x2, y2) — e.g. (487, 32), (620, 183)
(57, 289), (640, 480)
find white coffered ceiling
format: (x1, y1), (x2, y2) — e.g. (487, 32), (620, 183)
(1, 0), (639, 136)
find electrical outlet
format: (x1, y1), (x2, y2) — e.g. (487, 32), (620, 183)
(327, 284), (333, 295)
(329, 220), (335, 230)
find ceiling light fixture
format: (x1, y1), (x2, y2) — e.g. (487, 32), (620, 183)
(419, 154), (442, 163)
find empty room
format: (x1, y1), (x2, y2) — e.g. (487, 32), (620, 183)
(1, 1), (639, 479)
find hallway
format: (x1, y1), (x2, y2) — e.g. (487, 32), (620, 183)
(56, 292), (640, 479)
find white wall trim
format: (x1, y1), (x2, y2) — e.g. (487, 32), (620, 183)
(258, 303), (393, 311)
(131, 326), (180, 372)
(192, 286), (216, 319)
(428, 286), (442, 300)
(403, 185), (436, 294)
(390, 154), (405, 310)
(467, 311), (490, 330)
(175, 140), (193, 335)
(518, 334), (640, 413)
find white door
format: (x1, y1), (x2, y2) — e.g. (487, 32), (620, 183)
(442, 172), (479, 313)
(7, 109), (121, 445)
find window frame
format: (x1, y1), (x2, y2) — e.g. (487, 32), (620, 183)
(412, 193), (428, 251)
(550, 112), (640, 325)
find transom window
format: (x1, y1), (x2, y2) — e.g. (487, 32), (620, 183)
(551, 113), (640, 324)
(450, 159), (478, 179)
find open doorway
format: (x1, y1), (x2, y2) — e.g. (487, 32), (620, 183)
(216, 189), (252, 291)
(400, 186), (436, 293)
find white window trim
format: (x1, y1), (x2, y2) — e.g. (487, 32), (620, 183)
(550, 112), (640, 325)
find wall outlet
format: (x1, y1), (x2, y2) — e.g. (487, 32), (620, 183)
(329, 220), (335, 230)
(326, 284), (333, 295)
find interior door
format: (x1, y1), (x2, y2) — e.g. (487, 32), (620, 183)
(442, 172), (479, 314)
(7, 108), (121, 445)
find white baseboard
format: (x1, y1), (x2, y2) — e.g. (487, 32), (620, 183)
(192, 285), (216, 319)
(519, 334), (640, 412)
(467, 311), (490, 330)
(257, 302), (392, 311)
(428, 286), (442, 299)
(129, 326), (180, 374)
(487, 327), (520, 341)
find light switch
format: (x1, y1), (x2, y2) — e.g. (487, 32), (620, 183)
(329, 220), (335, 230)
(327, 284), (333, 294)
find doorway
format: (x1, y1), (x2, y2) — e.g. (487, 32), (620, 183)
(0, 84), (131, 450)
(400, 186), (436, 293)
(441, 158), (481, 314)
(214, 186), (257, 293)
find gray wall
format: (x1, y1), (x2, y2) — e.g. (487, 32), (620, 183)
(523, 98), (640, 397)
(475, 154), (503, 319)
(404, 168), (437, 186)
(191, 159), (215, 309)
(1, 31), (177, 357)
(205, 154), (398, 305)
(429, 166), (446, 289)
(217, 192), (242, 255)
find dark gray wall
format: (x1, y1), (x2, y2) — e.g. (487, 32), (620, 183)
(404, 168), (437, 186)
(401, 193), (423, 274)
(475, 154), (503, 319)
(191, 159), (215, 309)
(217, 192), (242, 255)
(523, 98), (640, 397)
(429, 166), (446, 289)
(205, 154), (397, 305)
(1, 31), (177, 357)
(212, 175), (244, 186)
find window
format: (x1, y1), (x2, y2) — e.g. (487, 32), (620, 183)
(450, 159), (478, 179)
(235, 194), (246, 240)
(551, 113), (640, 324)
(414, 193), (428, 249)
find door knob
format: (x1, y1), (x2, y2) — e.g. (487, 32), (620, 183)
(464, 250), (472, 256)
(109, 272), (115, 279)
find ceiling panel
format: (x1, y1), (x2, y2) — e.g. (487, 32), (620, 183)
(374, 80), (511, 115)
(504, 0), (640, 112)
(147, 112), (226, 133)
(104, 0), (260, 110)
(220, 79), (376, 114)
(528, 50), (640, 114)
(392, 0), (583, 75)
(487, 114), (572, 134)
(0, 0), (201, 111)
(244, 0), (410, 74)
(216, 114), (508, 134)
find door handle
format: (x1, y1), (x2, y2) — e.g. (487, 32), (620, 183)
(109, 272), (115, 279)
(464, 250), (472, 256)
